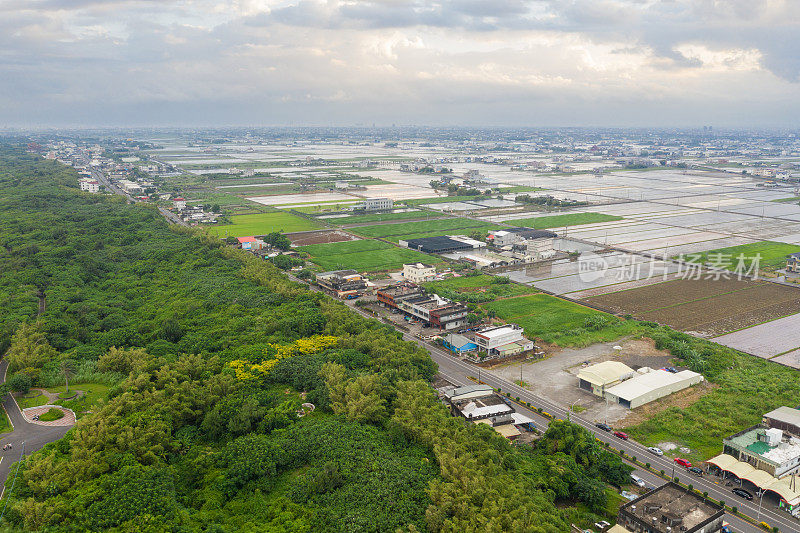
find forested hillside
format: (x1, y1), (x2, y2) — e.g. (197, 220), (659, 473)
(0, 148), (629, 532)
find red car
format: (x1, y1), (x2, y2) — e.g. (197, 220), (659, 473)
(674, 458), (692, 468)
(613, 431), (629, 440)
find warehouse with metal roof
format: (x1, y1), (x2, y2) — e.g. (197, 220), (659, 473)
(604, 369), (703, 409)
(577, 361), (635, 397)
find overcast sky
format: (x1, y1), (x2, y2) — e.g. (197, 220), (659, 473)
(2, 0), (799, 128)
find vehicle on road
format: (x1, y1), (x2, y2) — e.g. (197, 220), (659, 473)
(595, 423), (612, 432)
(732, 488), (753, 501)
(594, 521), (610, 531)
(674, 458), (692, 468)
(630, 474), (646, 487)
(648, 446), (663, 456)
(613, 431), (629, 440)
(688, 467), (704, 476)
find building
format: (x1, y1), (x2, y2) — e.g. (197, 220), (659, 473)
(316, 270), (368, 298)
(786, 252), (800, 274)
(78, 178), (100, 193)
(764, 406), (800, 436)
(442, 333), (478, 354)
(376, 283), (424, 309)
(473, 325), (534, 357)
(722, 425), (800, 479)
(706, 452), (800, 514)
(442, 384), (535, 439)
(173, 197), (187, 210)
(401, 235), (486, 254)
(617, 482), (725, 533)
(398, 294), (468, 330)
(118, 179), (143, 194)
(603, 369), (704, 409)
(402, 263), (436, 283)
(577, 361), (636, 397)
(237, 236), (257, 250)
(354, 198), (393, 211)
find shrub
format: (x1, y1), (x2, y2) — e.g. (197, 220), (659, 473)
(731, 506), (736, 514)
(703, 491), (708, 498)
(7, 372), (33, 394)
(39, 407), (65, 422)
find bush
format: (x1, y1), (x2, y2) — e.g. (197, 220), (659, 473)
(645, 463), (650, 468)
(39, 407), (65, 421)
(703, 491), (708, 498)
(731, 506), (736, 514)
(6, 373), (33, 394)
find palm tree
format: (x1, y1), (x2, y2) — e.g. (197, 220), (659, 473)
(60, 359), (76, 394)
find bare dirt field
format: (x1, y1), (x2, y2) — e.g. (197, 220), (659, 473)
(584, 277), (800, 336)
(287, 230), (358, 246)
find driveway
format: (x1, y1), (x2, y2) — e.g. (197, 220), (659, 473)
(0, 359), (73, 496)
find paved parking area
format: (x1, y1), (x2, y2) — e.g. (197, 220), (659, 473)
(22, 406), (76, 427)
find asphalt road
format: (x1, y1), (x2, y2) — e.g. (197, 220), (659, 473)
(324, 291), (798, 533)
(0, 359), (71, 498)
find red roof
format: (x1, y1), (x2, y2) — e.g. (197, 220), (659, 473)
(174, 197), (185, 201)
(237, 236), (257, 243)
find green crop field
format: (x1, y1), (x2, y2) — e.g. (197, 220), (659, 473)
(507, 212), (623, 229)
(352, 218), (496, 239)
(209, 212), (322, 237)
(326, 210), (445, 225)
(402, 195), (486, 206)
(484, 294), (640, 346)
(298, 239), (442, 272)
(679, 241), (798, 271)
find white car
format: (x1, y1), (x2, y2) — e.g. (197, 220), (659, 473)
(630, 474), (646, 487)
(648, 447), (664, 456)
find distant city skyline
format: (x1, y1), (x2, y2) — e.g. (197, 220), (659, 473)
(2, 0), (799, 128)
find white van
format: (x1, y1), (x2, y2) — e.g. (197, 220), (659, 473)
(630, 474), (646, 487)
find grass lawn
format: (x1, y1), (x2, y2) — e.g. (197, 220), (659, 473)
(483, 294), (641, 346)
(325, 210), (443, 225)
(52, 383), (111, 418)
(0, 409), (10, 434)
(16, 391), (49, 410)
(507, 212), (623, 229)
(679, 241), (798, 272)
(352, 218), (497, 239)
(298, 239), (442, 272)
(209, 212), (322, 237)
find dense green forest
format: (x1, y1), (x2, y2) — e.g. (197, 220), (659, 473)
(0, 148), (630, 532)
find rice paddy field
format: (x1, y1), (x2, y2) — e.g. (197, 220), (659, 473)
(297, 239), (442, 272)
(421, 275), (538, 300)
(208, 212), (322, 237)
(679, 240), (798, 272)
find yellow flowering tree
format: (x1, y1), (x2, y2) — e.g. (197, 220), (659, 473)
(228, 335), (338, 380)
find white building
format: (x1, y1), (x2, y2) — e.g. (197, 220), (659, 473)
(173, 197), (187, 210)
(355, 198), (393, 211)
(524, 238), (556, 261)
(78, 178), (100, 193)
(604, 368), (703, 409)
(402, 263), (436, 283)
(118, 179), (143, 194)
(473, 325), (534, 355)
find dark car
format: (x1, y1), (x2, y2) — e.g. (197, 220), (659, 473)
(732, 488), (753, 501)
(613, 431), (629, 440)
(688, 467), (704, 476)
(666, 367), (678, 373)
(595, 423), (612, 432)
